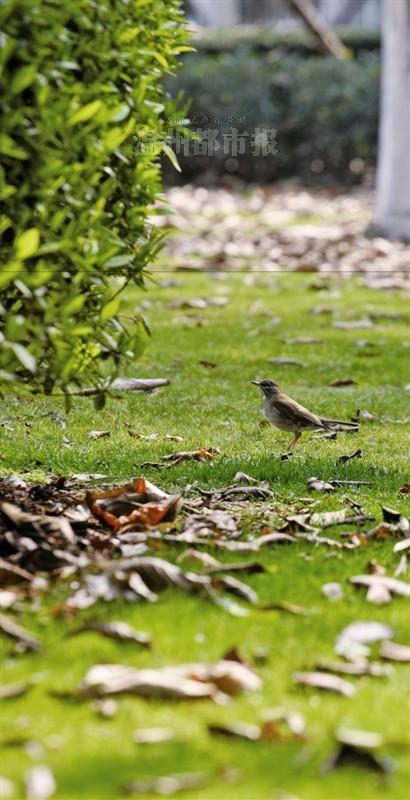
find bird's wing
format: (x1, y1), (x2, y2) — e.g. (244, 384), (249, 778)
(275, 393), (323, 429)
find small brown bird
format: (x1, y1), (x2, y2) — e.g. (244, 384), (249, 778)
(252, 379), (358, 450)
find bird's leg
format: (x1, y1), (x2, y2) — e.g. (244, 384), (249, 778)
(287, 432), (301, 451)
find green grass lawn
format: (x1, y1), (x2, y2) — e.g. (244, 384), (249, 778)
(1, 271), (410, 800)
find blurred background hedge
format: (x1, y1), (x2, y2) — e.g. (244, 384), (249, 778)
(164, 26), (380, 185)
(0, 0), (188, 399)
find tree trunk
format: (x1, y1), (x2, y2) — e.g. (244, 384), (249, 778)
(374, 0), (410, 241)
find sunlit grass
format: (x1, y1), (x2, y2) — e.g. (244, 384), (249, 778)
(1, 273), (409, 799)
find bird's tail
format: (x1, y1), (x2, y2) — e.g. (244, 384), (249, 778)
(320, 417), (359, 431)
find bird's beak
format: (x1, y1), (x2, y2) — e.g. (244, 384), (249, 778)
(251, 380), (261, 386)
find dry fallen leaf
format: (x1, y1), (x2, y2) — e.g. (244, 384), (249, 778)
(322, 582), (343, 601)
(329, 378), (358, 387)
(0, 502), (75, 544)
(25, 765), (56, 800)
(285, 336), (322, 344)
(279, 514), (317, 534)
(365, 519), (409, 541)
(0, 559), (34, 586)
(124, 426), (159, 441)
(122, 772), (206, 796)
(293, 671), (356, 697)
(161, 447), (220, 465)
(0, 615), (41, 651)
(133, 728), (175, 744)
(86, 430), (110, 440)
(309, 306), (333, 316)
(394, 538), (410, 553)
(66, 550), (258, 613)
(208, 721), (261, 741)
(365, 582), (392, 605)
(92, 698), (118, 718)
(267, 357), (304, 367)
(336, 620), (394, 660)
(181, 509), (240, 542)
(299, 532), (344, 548)
(337, 449), (362, 464)
(310, 509), (348, 528)
(0, 776), (16, 799)
(350, 574), (410, 598)
(323, 740), (393, 774)
(314, 660), (390, 677)
(366, 559), (385, 575)
(233, 471), (259, 484)
(393, 554), (408, 577)
(1, 474), (28, 489)
(333, 318), (373, 330)
(211, 575), (258, 605)
(79, 663), (215, 700)
(217, 483), (274, 501)
(357, 409), (378, 422)
(0, 590), (17, 610)
(69, 621), (151, 648)
(114, 556), (209, 593)
(307, 477), (334, 493)
(86, 478), (182, 532)
(0, 681), (31, 700)
(381, 505), (401, 523)
(261, 601), (312, 616)
(177, 549), (220, 569)
(79, 656), (261, 700)
(262, 708), (306, 737)
(379, 640), (410, 662)
(336, 727), (383, 749)
(208, 592), (251, 617)
(209, 710), (305, 744)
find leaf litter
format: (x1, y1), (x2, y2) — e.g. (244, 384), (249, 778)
(2, 471), (406, 625)
(65, 554), (258, 613)
(160, 186), (410, 286)
(1, 466), (409, 771)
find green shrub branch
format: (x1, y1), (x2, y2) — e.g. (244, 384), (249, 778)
(0, 0), (188, 400)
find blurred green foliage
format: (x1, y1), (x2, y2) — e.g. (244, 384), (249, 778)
(0, 0), (188, 401)
(192, 24), (380, 56)
(165, 45), (379, 184)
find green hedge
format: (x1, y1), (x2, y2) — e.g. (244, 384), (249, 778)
(0, 0), (188, 401)
(164, 42), (379, 185)
(192, 24), (380, 56)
